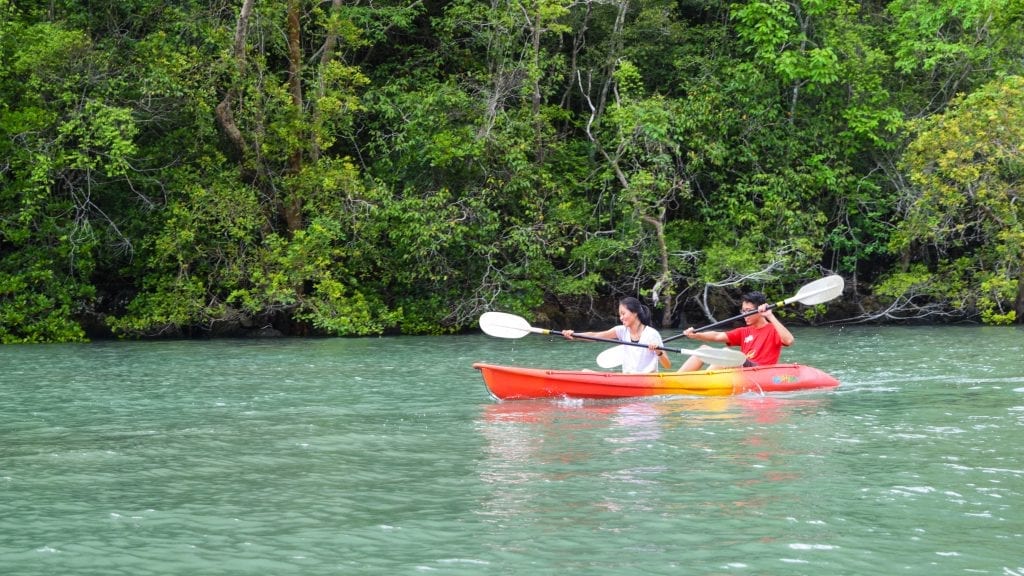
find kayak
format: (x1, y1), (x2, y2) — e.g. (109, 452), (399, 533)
(473, 362), (839, 400)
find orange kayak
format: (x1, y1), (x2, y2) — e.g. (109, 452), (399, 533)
(473, 362), (839, 400)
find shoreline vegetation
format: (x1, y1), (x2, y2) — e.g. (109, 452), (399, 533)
(71, 291), (1002, 341)
(2, 2), (1023, 343)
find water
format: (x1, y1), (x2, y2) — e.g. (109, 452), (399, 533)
(1, 326), (1022, 575)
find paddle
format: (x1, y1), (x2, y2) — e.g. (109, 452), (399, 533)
(595, 345), (629, 369)
(479, 311), (748, 368)
(662, 275), (844, 343)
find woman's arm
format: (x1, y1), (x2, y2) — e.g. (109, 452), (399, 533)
(562, 326), (620, 341)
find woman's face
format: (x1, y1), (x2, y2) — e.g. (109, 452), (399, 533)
(618, 304), (637, 325)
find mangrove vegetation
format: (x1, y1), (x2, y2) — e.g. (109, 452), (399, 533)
(2, 0), (1023, 342)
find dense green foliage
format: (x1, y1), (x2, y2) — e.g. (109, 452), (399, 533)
(1, 0), (1022, 342)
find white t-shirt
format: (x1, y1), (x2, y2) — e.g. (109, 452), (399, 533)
(613, 325), (664, 373)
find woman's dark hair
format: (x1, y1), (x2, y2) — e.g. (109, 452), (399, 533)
(619, 296), (653, 326)
(741, 291), (768, 306)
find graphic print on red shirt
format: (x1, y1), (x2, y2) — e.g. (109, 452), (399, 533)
(725, 323), (785, 366)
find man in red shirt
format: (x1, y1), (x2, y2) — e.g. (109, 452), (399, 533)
(677, 291), (795, 371)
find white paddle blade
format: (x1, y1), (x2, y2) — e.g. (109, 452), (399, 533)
(479, 312), (533, 339)
(685, 346), (748, 367)
(787, 274), (844, 306)
(596, 346), (625, 368)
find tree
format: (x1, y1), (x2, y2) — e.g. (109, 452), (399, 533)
(893, 75), (1024, 324)
(888, 0), (1024, 115)
(0, 3), (137, 342)
(113, 0), (399, 337)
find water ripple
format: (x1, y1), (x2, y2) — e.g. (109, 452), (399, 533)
(2, 331), (1024, 574)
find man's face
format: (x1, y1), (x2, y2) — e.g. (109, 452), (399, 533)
(741, 301), (759, 324)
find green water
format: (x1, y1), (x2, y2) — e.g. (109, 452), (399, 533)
(2, 326), (1022, 575)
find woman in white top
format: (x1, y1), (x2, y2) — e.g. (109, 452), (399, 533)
(561, 297), (670, 373)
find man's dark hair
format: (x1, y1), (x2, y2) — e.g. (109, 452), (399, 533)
(742, 291), (768, 306)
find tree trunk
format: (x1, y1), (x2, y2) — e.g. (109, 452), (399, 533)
(1016, 273), (1024, 324)
(642, 213), (673, 327)
(596, 0), (628, 120)
(282, 0), (304, 235)
(312, 0), (344, 161)
(531, 9), (544, 162)
(215, 0), (255, 159)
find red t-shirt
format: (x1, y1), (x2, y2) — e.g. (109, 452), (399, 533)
(726, 323), (786, 366)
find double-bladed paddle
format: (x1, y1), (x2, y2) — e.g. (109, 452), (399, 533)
(479, 311), (748, 368)
(663, 274), (844, 343)
(595, 275), (845, 368)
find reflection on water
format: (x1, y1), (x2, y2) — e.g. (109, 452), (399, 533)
(475, 394), (832, 526)
(480, 394), (829, 437)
